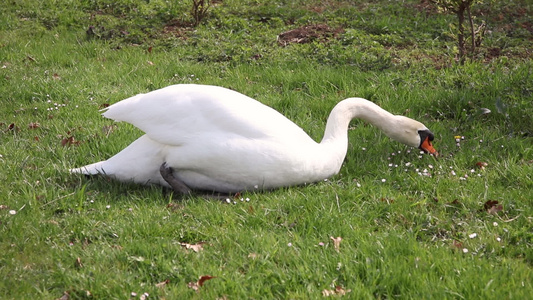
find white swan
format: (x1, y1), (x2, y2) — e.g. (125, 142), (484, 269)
(70, 84), (437, 193)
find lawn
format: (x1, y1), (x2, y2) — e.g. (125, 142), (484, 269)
(1, 0), (532, 298)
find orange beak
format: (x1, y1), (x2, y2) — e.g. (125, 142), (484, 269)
(421, 136), (438, 157)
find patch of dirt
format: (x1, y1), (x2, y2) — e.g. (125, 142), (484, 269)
(277, 24), (344, 46)
(162, 19), (194, 39)
(410, 0), (439, 15)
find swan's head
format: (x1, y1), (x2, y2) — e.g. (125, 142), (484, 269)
(391, 116), (438, 157)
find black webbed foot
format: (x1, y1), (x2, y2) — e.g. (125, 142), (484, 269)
(159, 163), (192, 195)
(159, 163), (241, 203)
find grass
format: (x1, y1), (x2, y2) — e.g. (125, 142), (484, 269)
(1, 0), (532, 298)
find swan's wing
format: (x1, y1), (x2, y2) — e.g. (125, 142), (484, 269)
(102, 84), (311, 146)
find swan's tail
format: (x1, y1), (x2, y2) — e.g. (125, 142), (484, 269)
(69, 161), (107, 175)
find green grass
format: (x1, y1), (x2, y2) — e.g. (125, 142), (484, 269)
(1, 0), (532, 298)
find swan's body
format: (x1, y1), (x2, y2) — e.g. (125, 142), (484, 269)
(71, 84), (437, 193)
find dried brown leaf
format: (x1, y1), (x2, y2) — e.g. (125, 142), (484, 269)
(484, 200), (503, 215)
(198, 275), (216, 287)
(187, 275), (216, 291)
(29, 122), (40, 129)
(61, 136), (80, 147)
(330, 236), (342, 252)
(452, 240), (463, 250)
(102, 124), (117, 136)
(180, 242), (206, 252)
(74, 257), (83, 269)
(156, 279), (170, 288)
(322, 285), (351, 297)
(476, 161), (488, 170)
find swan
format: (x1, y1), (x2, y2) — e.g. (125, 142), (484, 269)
(70, 84), (438, 194)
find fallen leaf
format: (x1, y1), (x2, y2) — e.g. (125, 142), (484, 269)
(102, 124), (117, 136)
(198, 275), (216, 286)
(53, 73), (61, 80)
(147, 60), (154, 65)
(476, 161), (488, 170)
(322, 285), (351, 297)
(452, 240), (463, 250)
(247, 253), (258, 260)
(61, 135), (80, 146)
(187, 275), (216, 291)
(29, 122), (40, 129)
(74, 257), (83, 269)
(99, 103), (110, 109)
(330, 236), (342, 252)
(0, 205), (8, 210)
(7, 123), (18, 132)
(180, 242), (206, 252)
(484, 200), (503, 215)
(156, 279), (170, 288)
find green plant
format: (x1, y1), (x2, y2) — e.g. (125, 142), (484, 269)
(430, 0), (488, 64)
(190, 0), (211, 26)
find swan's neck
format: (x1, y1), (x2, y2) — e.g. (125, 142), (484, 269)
(321, 98), (398, 145)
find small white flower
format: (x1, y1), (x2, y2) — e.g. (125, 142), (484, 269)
(9, 210), (17, 215)
(245, 198), (250, 202)
(287, 242), (292, 247)
(462, 248), (469, 253)
(469, 233), (477, 239)
(496, 237), (501, 242)
(381, 178), (386, 183)
(451, 170), (456, 176)
(106, 205), (111, 209)
(362, 147), (366, 151)
(356, 182), (361, 187)
(225, 198), (231, 203)
(428, 164), (434, 169)
(493, 222), (498, 227)
(405, 162), (411, 167)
